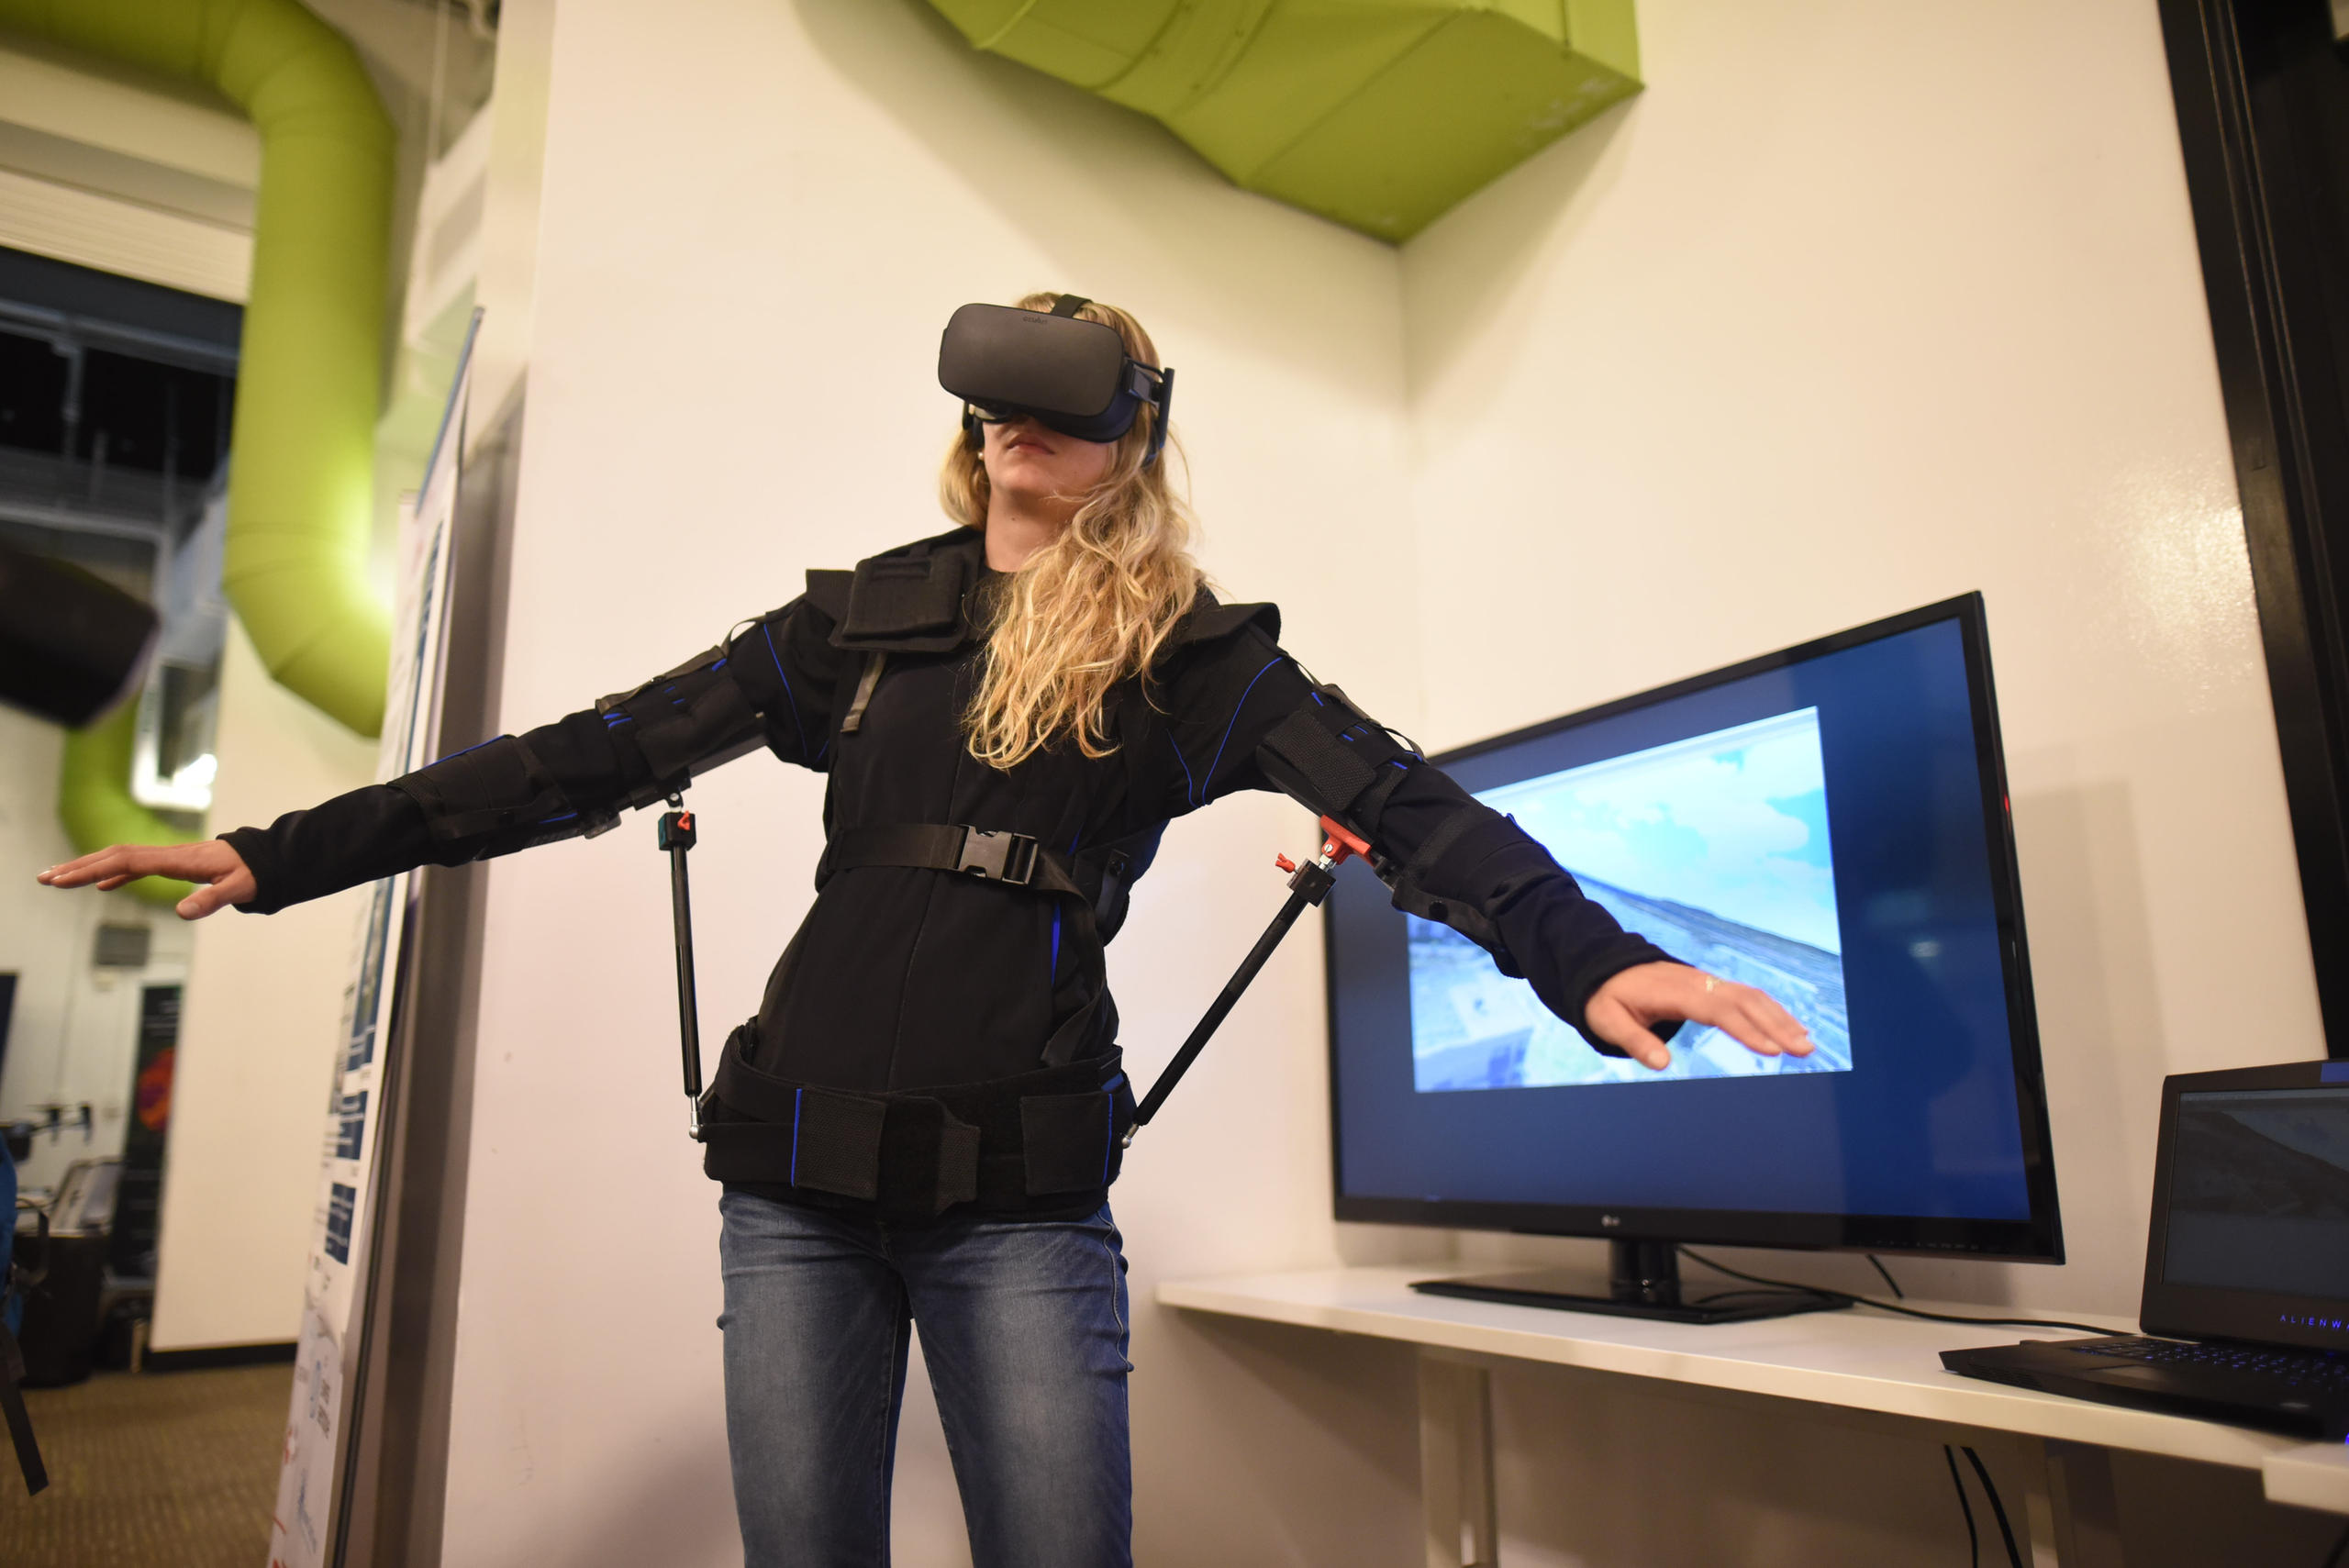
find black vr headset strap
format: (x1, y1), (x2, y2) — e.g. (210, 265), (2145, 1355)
(1145, 365), (1174, 468)
(1057, 295), (1176, 468)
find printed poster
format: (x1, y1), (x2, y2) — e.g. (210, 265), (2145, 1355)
(270, 311), (476, 1568)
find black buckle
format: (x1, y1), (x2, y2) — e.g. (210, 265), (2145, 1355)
(957, 828), (1038, 885)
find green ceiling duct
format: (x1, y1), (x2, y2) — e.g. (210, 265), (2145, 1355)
(927, 0), (1642, 242)
(1, 0), (395, 739)
(58, 706), (196, 909)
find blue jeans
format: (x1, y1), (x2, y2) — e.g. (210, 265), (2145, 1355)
(717, 1189), (1132, 1568)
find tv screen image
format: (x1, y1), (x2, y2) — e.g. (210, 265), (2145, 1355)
(1328, 595), (2063, 1277)
(1408, 707), (1851, 1091)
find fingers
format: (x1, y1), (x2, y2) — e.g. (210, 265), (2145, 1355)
(176, 877), (244, 920)
(1584, 994), (1674, 1072)
(37, 845), (135, 888)
(1747, 990), (1815, 1056)
(1692, 981), (1814, 1060)
(37, 840), (244, 901)
(1588, 962), (1816, 1064)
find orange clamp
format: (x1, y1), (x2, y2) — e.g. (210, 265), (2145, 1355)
(1318, 816), (1370, 866)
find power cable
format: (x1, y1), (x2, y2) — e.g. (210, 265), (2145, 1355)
(1675, 1248), (2116, 1337)
(1943, 1444), (1978, 1568)
(1961, 1447), (2023, 1568)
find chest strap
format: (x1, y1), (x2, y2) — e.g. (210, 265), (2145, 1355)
(818, 822), (1084, 897)
(703, 1023), (1134, 1220)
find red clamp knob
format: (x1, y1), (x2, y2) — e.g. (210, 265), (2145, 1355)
(1275, 853), (1297, 873)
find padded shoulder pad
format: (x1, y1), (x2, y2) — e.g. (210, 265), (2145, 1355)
(818, 528), (985, 653)
(804, 570), (852, 622)
(1173, 593), (1280, 647)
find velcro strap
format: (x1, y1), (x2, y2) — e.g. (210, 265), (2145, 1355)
(391, 736), (570, 842)
(785, 1087), (886, 1200)
(1259, 686), (1416, 817)
(844, 554), (963, 639)
(874, 1097), (983, 1218)
(1019, 1072), (1133, 1195)
(706, 1027), (1129, 1217)
(1261, 707), (1378, 813)
(708, 1037), (978, 1218)
(1382, 804), (1521, 977)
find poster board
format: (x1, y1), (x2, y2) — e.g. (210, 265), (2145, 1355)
(270, 311), (477, 1568)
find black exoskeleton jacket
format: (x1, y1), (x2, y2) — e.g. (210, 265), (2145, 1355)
(225, 527), (1672, 1218)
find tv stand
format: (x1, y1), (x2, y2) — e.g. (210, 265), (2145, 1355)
(1410, 1239), (1849, 1325)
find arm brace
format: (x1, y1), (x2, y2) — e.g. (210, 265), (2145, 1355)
(1252, 682), (1675, 1053)
(226, 603), (826, 914)
(391, 641), (766, 856)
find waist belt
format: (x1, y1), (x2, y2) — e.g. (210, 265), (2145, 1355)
(703, 1022), (1134, 1221)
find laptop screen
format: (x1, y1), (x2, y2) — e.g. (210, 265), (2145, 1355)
(2164, 1086), (2349, 1302)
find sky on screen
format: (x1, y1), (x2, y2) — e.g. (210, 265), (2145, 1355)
(1477, 708), (1842, 953)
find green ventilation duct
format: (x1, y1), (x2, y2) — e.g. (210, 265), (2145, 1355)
(927, 0), (1641, 242)
(58, 706), (196, 909)
(2, 0), (395, 738)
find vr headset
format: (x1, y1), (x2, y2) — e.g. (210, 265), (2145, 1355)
(938, 295), (1175, 466)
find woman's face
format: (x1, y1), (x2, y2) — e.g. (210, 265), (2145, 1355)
(979, 416), (1117, 514)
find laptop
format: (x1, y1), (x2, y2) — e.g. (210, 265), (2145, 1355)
(1943, 1060), (2349, 1440)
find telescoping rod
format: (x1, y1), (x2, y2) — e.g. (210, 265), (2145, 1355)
(1126, 816), (1369, 1142)
(1129, 885), (1314, 1131)
(657, 801), (704, 1138)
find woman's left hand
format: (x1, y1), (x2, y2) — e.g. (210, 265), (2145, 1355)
(1584, 962), (1814, 1072)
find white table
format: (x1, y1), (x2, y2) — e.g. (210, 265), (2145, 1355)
(1159, 1266), (2349, 1567)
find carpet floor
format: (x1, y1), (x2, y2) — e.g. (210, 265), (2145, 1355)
(0, 1364), (288, 1568)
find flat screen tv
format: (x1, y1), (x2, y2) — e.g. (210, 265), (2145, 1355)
(1325, 594), (2063, 1320)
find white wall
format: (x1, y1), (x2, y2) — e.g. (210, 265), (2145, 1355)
(440, 2), (1427, 1563)
(0, 704), (194, 1195)
(1397, 0), (2333, 1561)
(434, 0), (2343, 1563)
(154, 619), (376, 1350)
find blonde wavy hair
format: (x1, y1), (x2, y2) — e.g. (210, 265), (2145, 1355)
(943, 293), (1203, 769)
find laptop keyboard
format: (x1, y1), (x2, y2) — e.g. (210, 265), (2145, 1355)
(2068, 1336), (2349, 1390)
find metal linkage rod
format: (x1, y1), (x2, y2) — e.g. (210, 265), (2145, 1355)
(1126, 816), (1370, 1144)
(657, 800), (704, 1140)
(1130, 887), (1313, 1131)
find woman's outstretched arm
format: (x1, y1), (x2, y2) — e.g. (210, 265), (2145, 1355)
(1159, 608), (1812, 1070)
(39, 595), (844, 917)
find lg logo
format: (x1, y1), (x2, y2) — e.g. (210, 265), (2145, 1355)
(1601, 1215), (1621, 1228)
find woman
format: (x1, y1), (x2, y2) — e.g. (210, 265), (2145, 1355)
(40, 294), (1810, 1566)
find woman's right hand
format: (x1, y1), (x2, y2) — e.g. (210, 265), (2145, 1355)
(37, 840), (255, 920)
